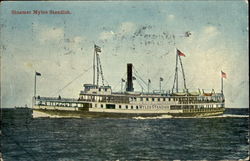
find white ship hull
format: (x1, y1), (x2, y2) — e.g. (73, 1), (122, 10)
(33, 98), (225, 118)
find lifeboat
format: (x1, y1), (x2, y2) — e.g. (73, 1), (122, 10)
(202, 89), (215, 96)
(203, 93), (213, 96)
(172, 92), (187, 96)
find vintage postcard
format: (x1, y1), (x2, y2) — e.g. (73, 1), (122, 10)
(0, 1), (249, 160)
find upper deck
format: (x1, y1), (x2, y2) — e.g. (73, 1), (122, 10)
(78, 84), (224, 105)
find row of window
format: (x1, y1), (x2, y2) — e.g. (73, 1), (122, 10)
(130, 97), (171, 102)
(170, 104), (223, 110)
(130, 97), (223, 102)
(94, 103), (169, 110)
(98, 88), (108, 92)
(95, 104), (140, 109)
(118, 105), (139, 109)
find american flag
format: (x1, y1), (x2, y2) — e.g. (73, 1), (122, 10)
(177, 49), (186, 57)
(221, 71), (227, 79)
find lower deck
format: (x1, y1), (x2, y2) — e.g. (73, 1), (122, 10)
(33, 107), (225, 118)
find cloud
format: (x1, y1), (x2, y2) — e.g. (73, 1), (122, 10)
(64, 36), (86, 54)
(65, 36), (83, 43)
(37, 25), (85, 44)
(99, 31), (115, 40)
(202, 25), (220, 37)
(118, 22), (136, 35)
(65, 36), (85, 45)
(185, 25), (220, 49)
(73, 36), (84, 43)
(38, 26), (64, 42)
(36, 25), (86, 55)
(167, 14), (175, 20)
(99, 22), (136, 40)
(24, 62), (33, 69)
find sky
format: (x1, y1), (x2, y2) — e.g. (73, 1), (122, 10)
(0, 1), (248, 108)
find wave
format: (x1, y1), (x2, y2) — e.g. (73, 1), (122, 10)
(32, 111), (80, 118)
(33, 111), (248, 119)
(204, 114), (249, 118)
(133, 115), (173, 120)
(133, 114), (249, 120)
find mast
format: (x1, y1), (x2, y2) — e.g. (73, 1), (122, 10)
(93, 44), (104, 87)
(171, 32), (190, 93)
(97, 54), (105, 86)
(172, 50), (179, 93)
(93, 46), (96, 86)
(172, 49), (187, 93)
(178, 55), (187, 90)
(96, 52), (99, 87)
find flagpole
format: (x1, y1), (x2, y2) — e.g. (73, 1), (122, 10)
(148, 80), (150, 93)
(34, 71), (36, 97)
(160, 79), (161, 94)
(176, 50), (178, 93)
(221, 75), (223, 94)
(33, 71), (37, 108)
(121, 79), (123, 93)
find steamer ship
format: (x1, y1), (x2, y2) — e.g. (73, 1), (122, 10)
(32, 45), (226, 118)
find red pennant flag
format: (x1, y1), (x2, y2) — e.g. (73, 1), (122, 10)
(221, 71), (227, 79)
(177, 49), (186, 57)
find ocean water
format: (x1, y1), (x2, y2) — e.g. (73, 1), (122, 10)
(1, 108), (249, 160)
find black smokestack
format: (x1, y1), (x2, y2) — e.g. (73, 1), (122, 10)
(126, 63), (134, 92)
